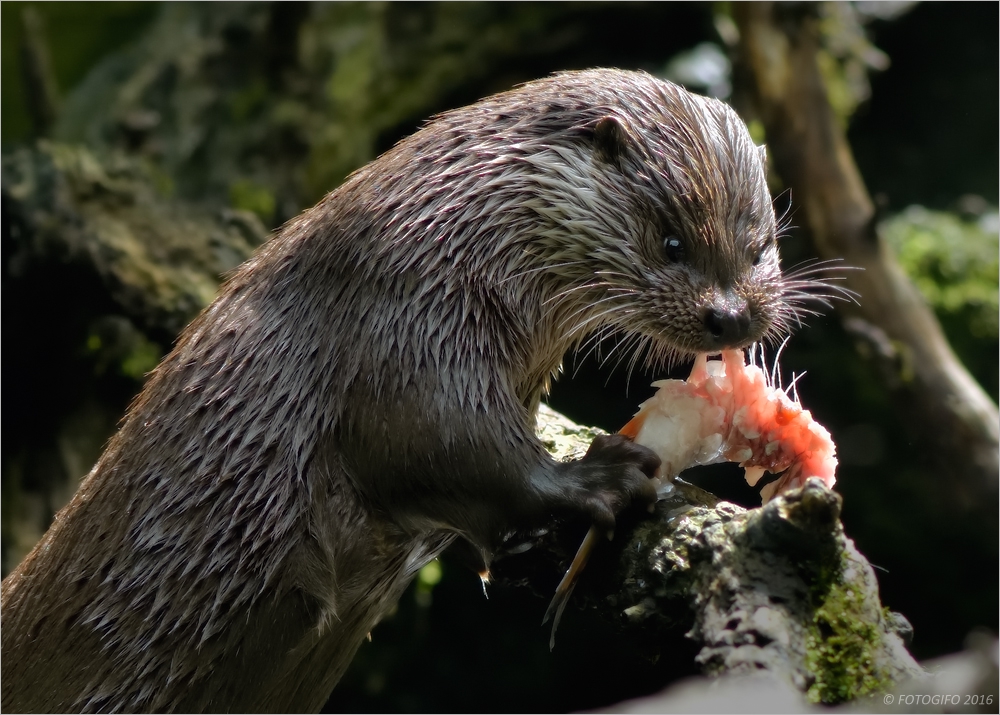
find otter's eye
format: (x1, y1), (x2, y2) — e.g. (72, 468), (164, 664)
(662, 236), (685, 263)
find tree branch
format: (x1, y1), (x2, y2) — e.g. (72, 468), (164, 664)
(730, 2), (998, 509)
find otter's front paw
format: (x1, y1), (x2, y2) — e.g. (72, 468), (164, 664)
(559, 434), (660, 534)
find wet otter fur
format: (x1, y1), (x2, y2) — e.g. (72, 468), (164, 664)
(2, 69), (813, 712)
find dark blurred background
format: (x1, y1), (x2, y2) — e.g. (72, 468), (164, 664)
(2, 2), (996, 712)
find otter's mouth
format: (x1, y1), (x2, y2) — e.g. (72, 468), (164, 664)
(667, 315), (769, 356)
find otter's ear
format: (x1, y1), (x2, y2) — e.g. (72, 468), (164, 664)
(593, 116), (630, 167)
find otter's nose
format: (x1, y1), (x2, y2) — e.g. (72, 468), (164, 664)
(701, 299), (752, 348)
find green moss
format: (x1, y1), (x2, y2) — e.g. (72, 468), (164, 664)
(417, 559), (443, 589)
(816, 49), (858, 129)
(414, 559), (443, 608)
(229, 179), (277, 226)
(84, 323), (162, 380)
(229, 78), (269, 123)
(804, 569), (892, 704)
(146, 163), (175, 199)
(881, 205), (999, 399)
(882, 207), (998, 338)
(119, 333), (161, 379)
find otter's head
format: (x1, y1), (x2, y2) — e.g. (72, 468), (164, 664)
(494, 70), (819, 365)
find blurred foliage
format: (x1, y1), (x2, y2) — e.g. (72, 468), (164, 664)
(1, 2), (158, 142)
(85, 320), (163, 381)
(815, 2), (891, 127)
(881, 206), (999, 399)
(848, 2), (999, 212)
(882, 207), (999, 337)
(228, 178), (277, 227)
(3, 2), (713, 231)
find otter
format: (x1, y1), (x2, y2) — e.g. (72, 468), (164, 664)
(2, 69), (804, 712)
